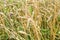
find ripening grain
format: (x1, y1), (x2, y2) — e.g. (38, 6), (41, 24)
(0, 0), (60, 40)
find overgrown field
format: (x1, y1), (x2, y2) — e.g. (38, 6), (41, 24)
(0, 0), (60, 40)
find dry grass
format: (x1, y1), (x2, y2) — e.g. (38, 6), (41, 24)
(0, 0), (60, 40)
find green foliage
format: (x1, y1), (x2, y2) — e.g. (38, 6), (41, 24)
(29, 6), (33, 15)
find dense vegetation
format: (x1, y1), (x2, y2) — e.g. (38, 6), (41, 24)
(0, 0), (60, 40)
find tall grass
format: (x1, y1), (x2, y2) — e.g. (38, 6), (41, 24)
(0, 0), (60, 40)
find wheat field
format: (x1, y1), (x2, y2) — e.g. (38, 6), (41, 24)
(0, 0), (60, 40)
